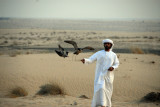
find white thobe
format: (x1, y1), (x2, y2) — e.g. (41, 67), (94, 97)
(84, 50), (119, 107)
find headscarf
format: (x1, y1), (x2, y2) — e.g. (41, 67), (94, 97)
(102, 39), (114, 46)
(102, 39), (114, 50)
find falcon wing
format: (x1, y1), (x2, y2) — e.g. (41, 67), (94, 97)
(64, 40), (78, 50)
(82, 46), (95, 50)
(58, 44), (64, 51)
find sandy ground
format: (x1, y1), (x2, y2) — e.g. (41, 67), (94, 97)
(0, 53), (160, 107)
(0, 20), (160, 106)
(0, 29), (160, 53)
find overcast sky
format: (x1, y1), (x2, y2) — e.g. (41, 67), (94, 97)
(0, 0), (160, 20)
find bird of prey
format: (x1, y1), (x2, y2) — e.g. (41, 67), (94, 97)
(55, 44), (69, 58)
(64, 40), (95, 60)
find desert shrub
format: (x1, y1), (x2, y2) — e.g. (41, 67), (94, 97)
(12, 41), (18, 46)
(8, 87), (28, 98)
(143, 36), (148, 38)
(46, 38), (51, 41)
(130, 47), (144, 54)
(79, 95), (89, 99)
(26, 51), (31, 54)
(87, 37), (92, 40)
(141, 92), (160, 102)
(148, 36), (154, 39)
(0, 52), (3, 55)
(80, 38), (84, 40)
(28, 41), (32, 44)
(3, 40), (8, 44)
(37, 83), (65, 96)
(57, 37), (62, 41)
(9, 51), (21, 57)
(9, 52), (17, 57)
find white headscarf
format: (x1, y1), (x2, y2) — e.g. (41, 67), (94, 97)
(102, 39), (114, 51)
(102, 39), (114, 46)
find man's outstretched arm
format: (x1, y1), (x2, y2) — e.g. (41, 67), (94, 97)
(80, 52), (98, 64)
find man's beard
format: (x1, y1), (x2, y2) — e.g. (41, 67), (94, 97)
(104, 46), (111, 50)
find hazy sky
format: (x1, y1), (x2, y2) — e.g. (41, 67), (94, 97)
(0, 0), (160, 19)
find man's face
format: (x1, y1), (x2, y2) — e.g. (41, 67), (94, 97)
(104, 42), (112, 50)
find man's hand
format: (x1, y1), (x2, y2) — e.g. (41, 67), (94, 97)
(108, 67), (114, 71)
(81, 59), (85, 64)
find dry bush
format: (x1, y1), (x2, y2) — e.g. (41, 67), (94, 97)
(36, 83), (65, 96)
(26, 51), (31, 54)
(57, 37), (62, 41)
(110, 36), (120, 39)
(7, 87), (28, 98)
(46, 37), (51, 41)
(80, 38), (84, 40)
(79, 95), (89, 99)
(148, 36), (154, 39)
(0, 52), (3, 56)
(3, 40), (8, 44)
(87, 37), (92, 40)
(9, 52), (17, 57)
(141, 92), (160, 102)
(9, 51), (21, 57)
(151, 61), (155, 64)
(130, 47), (144, 54)
(12, 41), (18, 46)
(28, 41), (32, 44)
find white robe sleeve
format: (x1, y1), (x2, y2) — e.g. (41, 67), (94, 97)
(84, 52), (98, 64)
(112, 54), (119, 69)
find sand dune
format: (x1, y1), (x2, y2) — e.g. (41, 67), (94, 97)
(0, 53), (159, 107)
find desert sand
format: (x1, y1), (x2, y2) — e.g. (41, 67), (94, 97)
(0, 53), (160, 107)
(0, 19), (160, 107)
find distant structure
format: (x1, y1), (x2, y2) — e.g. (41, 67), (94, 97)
(55, 44), (69, 58)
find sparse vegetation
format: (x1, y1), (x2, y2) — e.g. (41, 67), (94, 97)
(130, 47), (144, 54)
(87, 37), (92, 40)
(57, 37), (62, 41)
(79, 95), (89, 99)
(151, 61), (155, 64)
(28, 41), (32, 45)
(80, 38), (84, 40)
(141, 92), (160, 102)
(12, 41), (18, 46)
(3, 40), (8, 44)
(26, 51), (31, 54)
(46, 38), (51, 41)
(9, 51), (21, 57)
(110, 36), (120, 39)
(9, 53), (17, 57)
(7, 87), (28, 98)
(36, 83), (65, 96)
(148, 36), (154, 39)
(143, 36), (148, 39)
(0, 52), (3, 55)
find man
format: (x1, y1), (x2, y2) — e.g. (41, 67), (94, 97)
(81, 39), (119, 107)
